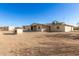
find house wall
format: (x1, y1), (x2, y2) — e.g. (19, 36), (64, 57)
(26, 26), (31, 31)
(16, 29), (23, 34)
(71, 27), (74, 31)
(50, 25), (65, 32)
(41, 25), (49, 32)
(65, 26), (73, 32)
(29, 24), (49, 32)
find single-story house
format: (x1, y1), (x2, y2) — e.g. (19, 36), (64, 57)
(0, 26), (8, 31)
(23, 23), (74, 32)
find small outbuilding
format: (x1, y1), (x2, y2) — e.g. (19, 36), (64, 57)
(14, 27), (23, 34)
(8, 26), (15, 31)
(16, 29), (23, 34)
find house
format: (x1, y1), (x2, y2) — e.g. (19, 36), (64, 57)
(0, 26), (8, 31)
(23, 23), (74, 32)
(49, 24), (74, 32)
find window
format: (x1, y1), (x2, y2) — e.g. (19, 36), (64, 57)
(57, 26), (60, 29)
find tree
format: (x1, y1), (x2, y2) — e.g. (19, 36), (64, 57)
(77, 22), (79, 27)
(52, 20), (65, 25)
(75, 22), (79, 30)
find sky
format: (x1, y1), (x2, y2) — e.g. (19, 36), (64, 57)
(0, 3), (79, 26)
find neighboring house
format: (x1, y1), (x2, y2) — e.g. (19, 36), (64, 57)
(49, 24), (74, 32)
(0, 26), (8, 31)
(23, 23), (74, 32)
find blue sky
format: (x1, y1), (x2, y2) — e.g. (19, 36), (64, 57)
(0, 3), (79, 26)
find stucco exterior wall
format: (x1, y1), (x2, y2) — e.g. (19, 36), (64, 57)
(16, 29), (23, 34)
(71, 27), (74, 31)
(31, 25), (49, 32)
(41, 25), (49, 32)
(65, 26), (73, 32)
(50, 25), (65, 32)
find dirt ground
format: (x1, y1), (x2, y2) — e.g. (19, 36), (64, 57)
(0, 31), (79, 56)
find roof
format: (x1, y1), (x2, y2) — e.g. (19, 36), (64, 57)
(48, 23), (74, 27)
(31, 23), (48, 26)
(23, 23), (74, 27)
(64, 24), (74, 27)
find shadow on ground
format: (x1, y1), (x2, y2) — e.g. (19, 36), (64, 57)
(3, 33), (16, 35)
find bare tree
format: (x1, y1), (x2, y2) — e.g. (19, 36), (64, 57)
(77, 22), (79, 27)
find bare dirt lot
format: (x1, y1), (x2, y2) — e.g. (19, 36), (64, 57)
(0, 31), (79, 56)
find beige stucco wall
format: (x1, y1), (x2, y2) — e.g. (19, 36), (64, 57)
(65, 26), (73, 32)
(31, 25), (49, 32)
(41, 25), (49, 32)
(50, 25), (65, 32)
(16, 29), (23, 34)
